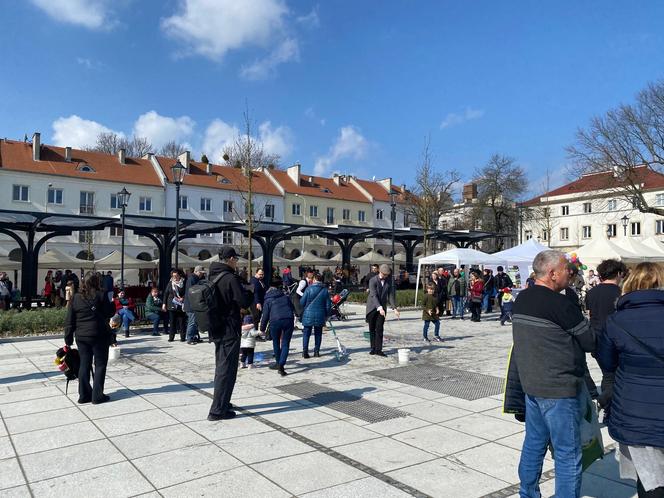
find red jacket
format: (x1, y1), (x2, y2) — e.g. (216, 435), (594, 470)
(114, 297), (135, 312)
(470, 280), (484, 299)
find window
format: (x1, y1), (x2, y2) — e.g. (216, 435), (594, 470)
(561, 205), (569, 216)
(223, 200), (234, 213)
(342, 209), (351, 221)
(244, 203), (254, 216)
(199, 232), (212, 238)
(607, 224), (617, 238)
(524, 230), (533, 240)
(221, 231), (233, 245)
(358, 210), (366, 222)
(608, 199), (617, 211)
(632, 196), (640, 209)
(376, 209), (384, 220)
(657, 194), (664, 206)
(542, 230), (549, 241)
(631, 222), (641, 236)
(310, 234), (319, 240)
(265, 204), (275, 219)
(309, 205), (318, 217)
(109, 226), (122, 237)
(178, 195), (188, 210)
(200, 198), (211, 212)
(139, 196), (152, 212)
(326, 238), (336, 246)
(292, 203), (301, 216)
(12, 185), (29, 202)
(582, 226), (592, 239)
(78, 231), (93, 244)
(326, 207), (335, 224)
(560, 227), (569, 240)
(440, 220), (448, 230)
(656, 220), (664, 235)
(80, 191), (94, 214)
(583, 202), (592, 214)
(110, 194), (119, 210)
(543, 207), (551, 217)
(47, 187), (63, 205)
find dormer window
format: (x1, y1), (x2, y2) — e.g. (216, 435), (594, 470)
(77, 163), (95, 173)
(321, 188), (331, 193)
(217, 176), (231, 184)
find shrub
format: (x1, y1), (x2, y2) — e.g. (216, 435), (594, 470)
(0, 308), (68, 337)
(346, 289), (424, 308)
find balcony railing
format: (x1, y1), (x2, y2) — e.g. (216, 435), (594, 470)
(79, 204), (95, 215)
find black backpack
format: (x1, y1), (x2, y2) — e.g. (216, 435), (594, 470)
(55, 346), (80, 394)
(187, 271), (231, 338)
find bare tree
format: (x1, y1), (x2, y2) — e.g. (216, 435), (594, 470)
(470, 154), (527, 251)
(523, 168), (559, 247)
(568, 80), (664, 216)
(159, 140), (188, 159)
(221, 138), (280, 170)
(405, 136), (460, 256)
(85, 132), (153, 158)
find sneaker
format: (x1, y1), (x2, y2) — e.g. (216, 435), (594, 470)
(423, 338), (431, 343)
(269, 363), (279, 370)
(433, 336), (442, 342)
(302, 352), (310, 359)
(247, 364), (254, 369)
(313, 351), (320, 357)
(151, 332), (160, 336)
(240, 363), (247, 369)
(278, 367), (287, 377)
(375, 351), (387, 357)
(124, 331), (130, 338)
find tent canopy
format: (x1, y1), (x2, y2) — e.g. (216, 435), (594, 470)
(492, 239), (548, 264)
(0, 257), (20, 271)
(39, 248), (95, 270)
(252, 254), (294, 265)
(290, 251), (330, 265)
(153, 252), (201, 268)
(641, 237), (664, 256)
(614, 238), (664, 261)
(575, 238), (641, 267)
(94, 250), (156, 270)
(352, 250), (392, 264)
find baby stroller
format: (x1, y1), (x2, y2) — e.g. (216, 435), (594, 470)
(330, 288), (350, 321)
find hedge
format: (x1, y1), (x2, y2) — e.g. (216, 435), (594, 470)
(346, 289), (424, 308)
(0, 308), (68, 337)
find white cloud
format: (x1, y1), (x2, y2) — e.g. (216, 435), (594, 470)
(133, 111), (195, 150)
(240, 37), (299, 80)
(51, 115), (121, 149)
(202, 119), (240, 163)
(314, 126), (368, 176)
(259, 121), (293, 157)
(296, 7), (320, 28)
(30, 0), (112, 29)
(161, 0), (288, 60)
(304, 106), (326, 126)
(440, 107), (485, 129)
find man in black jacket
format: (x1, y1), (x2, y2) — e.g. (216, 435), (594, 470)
(207, 246), (252, 421)
(365, 264), (400, 356)
(495, 266), (513, 312)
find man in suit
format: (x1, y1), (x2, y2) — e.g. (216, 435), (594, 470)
(366, 264), (400, 356)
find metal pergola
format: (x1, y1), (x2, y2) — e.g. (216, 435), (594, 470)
(0, 208), (500, 303)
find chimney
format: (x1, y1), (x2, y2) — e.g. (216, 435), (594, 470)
(332, 173), (340, 186)
(64, 146), (72, 162)
(118, 148), (126, 165)
(377, 178), (392, 192)
(463, 183), (478, 203)
(287, 162), (301, 185)
(177, 150), (190, 172)
(32, 132), (41, 161)
(206, 162), (212, 175)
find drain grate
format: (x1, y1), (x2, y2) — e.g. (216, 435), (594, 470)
(277, 382), (408, 423)
(368, 365), (504, 401)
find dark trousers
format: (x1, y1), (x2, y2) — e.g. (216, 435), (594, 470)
(302, 325), (322, 354)
(367, 310), (385, 353)
(271, 318), (294, 366)
(251, 304), (263, 331)
(76, 337), (109, 403)
(146, 312), (168, 335)
(209, 333), (241, 417)
(168, 309), (186, 340)
(240, 347), (255, 365)
(470, 300), (482, 321)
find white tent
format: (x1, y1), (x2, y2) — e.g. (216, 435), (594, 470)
(93, 250), (155, 270)
(415, 248), (503, 305)
(394, 252), (420, 264)
(613, 238), (664, 262)
(153, 252), (202, 268)
(252, 254), (295, 265)
(39, 249), (95, 270)
(575, 238), (641, 267)
(641, 237), (664, 256)
(0, 257), (20, 271)
(290, 251), (330, 266)
(352, 250), (393, 264)
(492, 239), (549, 264)
(203, 254), (250, 266)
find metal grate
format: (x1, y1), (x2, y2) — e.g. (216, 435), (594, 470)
(368, 365), (504, 401)
(277, 382), (409, 423)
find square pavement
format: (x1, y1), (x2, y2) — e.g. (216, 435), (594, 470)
(0, 304), (637, 497)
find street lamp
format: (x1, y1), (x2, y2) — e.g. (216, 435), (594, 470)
(389, 191), (397, 296)
(172, 160), (186, 269)
(606, 225), (613, 239)
(116, 187), (131, 289)
(621, 215), (630, 236)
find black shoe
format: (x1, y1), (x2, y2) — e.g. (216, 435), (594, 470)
(375, 351), (387, 357)
(152, 332), (160, 336)
(168, 336), (174, 342)
(186, 340), (197, 345)
(369, 351), (376, 355)
(269, 363), (279, 370)
(124, 331), (130, 338)
(302, 352), (310, 359)
(180, 338), (186, 342)
(313, 351), (320, 357)
(77, 397), (91, 404)
(92, 394), (110, 405)
(278, 367), (287, 377)
(207, 410), (236, 421)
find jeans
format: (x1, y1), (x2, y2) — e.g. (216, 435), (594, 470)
(146, 312), (167, 335)
(240, 347), (255, 365)
(118, 307), (135, 331)
(452, 296), (464, 318)
(518, 388), (585, 498)
(482, 292), (493, 313)
(271, 318), (294, 366)
(186, 311), (198, 342)
(422, 320), (440, 339)
(302, 325), (322, 353)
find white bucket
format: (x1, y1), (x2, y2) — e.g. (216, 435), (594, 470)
(397, 348), (410, 364)
(109, 346), (121, 362)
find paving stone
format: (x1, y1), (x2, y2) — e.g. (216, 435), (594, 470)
(0, 485), (31, 497)
(334, 437), (437, 472)
(12, 421), (104, 456)
(20, 439), (125, 483)
(0, 394), (73, 418)
(401, 399), (473, 423)
(291, 420), (382, 448)
(217, 430), (314, 464)
(162, 402), (210, 423)
(0, 386), (62, 405)
(259, 406), (339, 428)
(187, 414), (274, 441)
(361, 390), (424, 408)
(393, 424), (487, 456)
(0, 437), (14, 460)
(440, 412), (524, 440)
(77, 394), (156, 420)
(4, 407), (87, 435)
(0, 458), (25, 490)
(301, 476), (412, 497)
(29, 461), (154, 497)
(360, 415), (429, 436)
(111, 424), (207, 459)
(94, 408), (179, 438)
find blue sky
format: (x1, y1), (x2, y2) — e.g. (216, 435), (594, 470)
(2, 0), (664, 197)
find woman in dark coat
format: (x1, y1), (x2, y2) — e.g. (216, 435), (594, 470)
(163, 269), (187, 342)
(597, 262), (664, 497)
(260, 276), (295, 376)
(299, 273), (331, 358)
(64, 272), (115, 404)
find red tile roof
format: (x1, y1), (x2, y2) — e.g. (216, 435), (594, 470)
(156, 156), (281, 196)
(521, 166), (664, 206)
(269, 170), (371, 203)
(0, 139), (163, 187)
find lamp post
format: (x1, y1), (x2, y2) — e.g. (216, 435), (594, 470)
(606, 225), (613, 239)
(172, 160), (186, 269)
(117, 187), (131, 290)
(621, 215), (630, 237)
(390, 192), (397, 296)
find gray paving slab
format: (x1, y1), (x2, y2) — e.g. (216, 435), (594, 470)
(93, 408), (179, 438)
(401, 399), (473, 423)
(291, 419), (382, 448)
(439, 412), (524, 440)
(217, 430), (314, 464)
(111, 424), (208, 459)
(393, 424), (488, 456)
(0, 457), (25, 490)
(186, 414), (274, 441)
(301, 476), (413, 497)
(0, 436), (14, 460)
(334, 436), (437, 472)
(11, 420), (104, 456)
(4, 406), (87, 435)
(0, 394), (74, 418)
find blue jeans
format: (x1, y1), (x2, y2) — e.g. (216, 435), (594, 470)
(146, 312), (166, 335)
(482, 292), (493, 313)
(452, 296), (464, 318)
(422, 320), (440, 339)
(186, 312), (198, 341)
(519, 388), (585, 498)
(270, 318), (294, 366)
(118, 308), (135, 331)
(302, 325), (322, 353)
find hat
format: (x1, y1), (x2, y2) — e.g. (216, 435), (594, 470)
(218, 246), (238, 260)
(194, 265), (205, 273)
(497, 266), (504, 272)
(502, 287), (512, 293)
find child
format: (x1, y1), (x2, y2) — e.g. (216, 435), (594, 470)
(421, 283), (442, 342)
(240, 310), (262, 369)
(500, 288), (514, 326)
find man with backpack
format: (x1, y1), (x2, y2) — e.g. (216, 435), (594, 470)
(203, 246), (252, 421)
